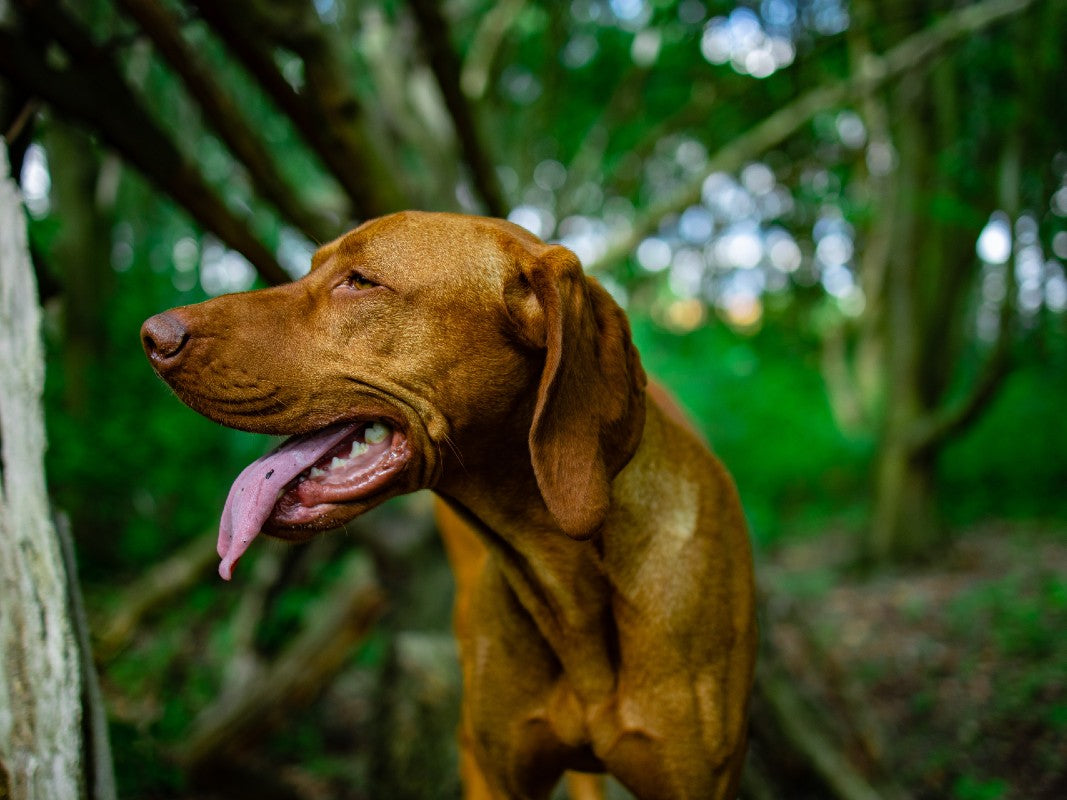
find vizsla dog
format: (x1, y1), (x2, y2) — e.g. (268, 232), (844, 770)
(141, 211), (756, 800)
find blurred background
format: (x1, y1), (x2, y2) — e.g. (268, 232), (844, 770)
(1, 0), (1066, 797)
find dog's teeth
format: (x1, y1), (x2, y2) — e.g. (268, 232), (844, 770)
(350, 440), (369, 458)
(365, 422), (390, 444)
(330, 457), (348, 470)
(309, 467), (326, 478)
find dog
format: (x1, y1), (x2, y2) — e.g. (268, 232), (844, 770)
(141, 211), (756, 799)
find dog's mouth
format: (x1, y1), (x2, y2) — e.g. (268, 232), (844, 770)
(217, 419), (411, 580)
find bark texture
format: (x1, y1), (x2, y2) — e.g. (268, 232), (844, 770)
(0, 143), (83, 799)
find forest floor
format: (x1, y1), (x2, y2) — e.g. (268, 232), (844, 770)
(757, 520), (1067, 800)
(100, 511), (1067, 800)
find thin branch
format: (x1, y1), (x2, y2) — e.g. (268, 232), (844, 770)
(459, 0), (527, 101)
(601, 82), (720, 201)
(905, 264), (1016, 456)
(906, 129), (1023, 454)
(408, 0), (507, 217)
(587, 0), (1040, 273)
(93, 529), (219, 663)
(3, 97), (39, 143)
(0, 4), (290, 285)
(755, 665), (891, 800)
(178, 552), (386, 769)
(115, 0), (338, 244)
(0, 89), (40, 179)
(187, 0), (407, 219)
(819, 324), (871, 435)
(217, 547), (288, 701)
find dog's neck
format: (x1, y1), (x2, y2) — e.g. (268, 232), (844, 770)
(436, 402), (665, 705)
(439, 491), (619, 703)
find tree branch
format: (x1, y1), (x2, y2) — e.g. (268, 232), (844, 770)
(115, 0), (338, 244)
(0, 3), (290, 285)
(906, 128), (1023, 454)
(587, 0), (1040, 273)
(187, 0), (407, 219)
(845, 0), (895, 424)
(754, 664), (892, 800)
(905, 261), (1016, 456)
(178, 552), (386, 769)
(93, 529), (219, 664)
(459, 0), (527, 101)
(819, 323), (872, 435)
(408, 0), (507, 217)
(0, 140), (85, 800)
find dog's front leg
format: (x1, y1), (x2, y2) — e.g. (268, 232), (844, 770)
(456, 564), (594, 800)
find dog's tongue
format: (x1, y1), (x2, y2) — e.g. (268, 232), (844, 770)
(217, 422), (359, 580)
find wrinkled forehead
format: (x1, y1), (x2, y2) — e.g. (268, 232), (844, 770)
(310, 212), (546, 286)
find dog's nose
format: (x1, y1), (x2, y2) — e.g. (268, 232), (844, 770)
(141, 312), (189, 366)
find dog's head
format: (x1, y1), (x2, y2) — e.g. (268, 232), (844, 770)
(142, 211), (645, 577)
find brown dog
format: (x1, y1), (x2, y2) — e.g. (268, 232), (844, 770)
(141, 211), (756, 799)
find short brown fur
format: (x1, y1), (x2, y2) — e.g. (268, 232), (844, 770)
(142, 211), (757, 799)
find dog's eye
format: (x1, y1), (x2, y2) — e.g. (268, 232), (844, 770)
(344, 271), (377, 291)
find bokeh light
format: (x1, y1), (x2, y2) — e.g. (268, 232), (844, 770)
(19, 143), (51, 218)
(977, 212), (1012, 265)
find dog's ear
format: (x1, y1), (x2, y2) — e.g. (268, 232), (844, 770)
(507, 245), (647, 540)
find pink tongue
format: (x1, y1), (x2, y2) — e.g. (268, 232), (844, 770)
(217, 422), (360, 580)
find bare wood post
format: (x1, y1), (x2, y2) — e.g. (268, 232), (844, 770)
(0, 142), (82, 798)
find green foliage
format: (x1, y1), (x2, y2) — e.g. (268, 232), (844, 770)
(941, 332), (1067, 522)
(953, 776), (1009, 800)
(108, 719), (186, 797)
(937, 553), (1067, 797)
(949, 570), (1067, 668)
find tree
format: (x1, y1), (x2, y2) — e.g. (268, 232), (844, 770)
(820, 0), (1067, 559)
(0, 141), (115, 800)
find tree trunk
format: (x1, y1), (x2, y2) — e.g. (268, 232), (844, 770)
(863, 1), (1027, 562)
(0, 142), (82, 799)
(869, 441), (940, 561)
(863, 48), (944, 562)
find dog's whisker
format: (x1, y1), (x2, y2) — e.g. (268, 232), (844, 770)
(442, 433), (466, 474)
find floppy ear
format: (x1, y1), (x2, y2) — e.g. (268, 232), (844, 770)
(507, 245), (647, 540)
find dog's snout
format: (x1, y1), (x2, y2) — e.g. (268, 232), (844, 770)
(141, 311), (189, 366)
